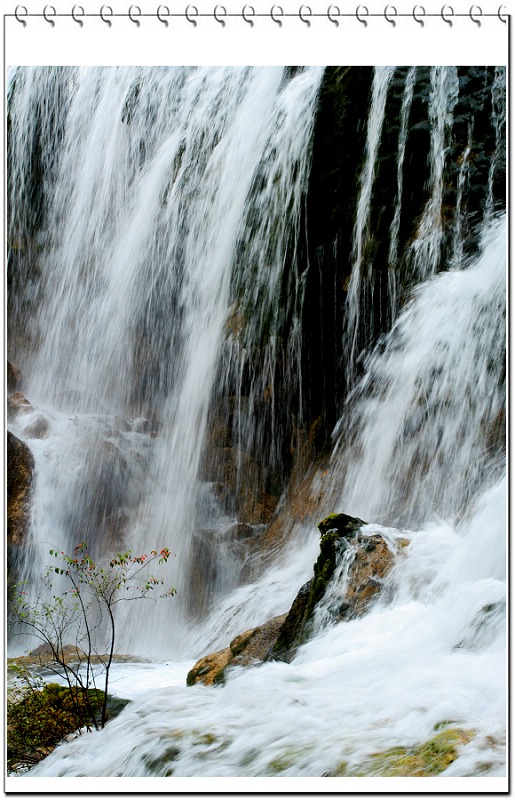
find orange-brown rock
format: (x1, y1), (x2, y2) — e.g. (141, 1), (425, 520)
(186, 613), (287, 686)
(186, 647), (232, 687)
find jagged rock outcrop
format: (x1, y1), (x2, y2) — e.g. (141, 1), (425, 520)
(187, 512), (403, 684)
(269, 513), (373, 662)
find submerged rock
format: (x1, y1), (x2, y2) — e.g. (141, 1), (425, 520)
(7, 391), (32, 418)
(330, 727), (476, 777)
(7, 390), (50, 439)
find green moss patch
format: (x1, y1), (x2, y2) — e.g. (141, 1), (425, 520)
(350, 728), (475, 777)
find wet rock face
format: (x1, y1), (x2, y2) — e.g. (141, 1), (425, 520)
(339, 533), (395, 618)
(7, 430), (34, 546)
(200, 397), (279, 526)
(269, 514), (366, 661)
(7, 361), (23, 393)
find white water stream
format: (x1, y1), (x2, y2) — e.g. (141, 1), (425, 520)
(7, 67), (506, 784)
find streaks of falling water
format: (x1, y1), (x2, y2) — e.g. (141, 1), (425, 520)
(450, 124), (473, 270)
(388, 66), (417, 270)
(409, 66), (460, 282)
(345, 66), (395, 373)
(484, 66), (506, 225)
(387, 66), (417, 323)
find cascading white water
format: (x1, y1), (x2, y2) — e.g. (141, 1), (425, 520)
(332, 214), (505, 527)
(22, 214), (507, 775)
(450, 125), (472, 269)
(485, 67), (506, 224)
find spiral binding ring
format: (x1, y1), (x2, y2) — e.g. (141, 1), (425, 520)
(299, 5), (312, 25)
(413, 4), (425, 24)
(356, 5), (368, 25)
(469, 4), (482, 24)
(327, 5), (340, 26)
(14, 4), (28, 25)
(100, 5), (113, 26)
(43, 4), (56, 25)
(242, 5), (255, 25)
(128, 5), (141, 25)
(185, 5), (198, 25)
(441, 4), (454, 25)
(157, 5), (170, 25)
(384, 4), (397, 25)
(10, 3), (510, 27)
(214, 5), (227, 25)
(271, 5), (283, 25)
(72, 5), (85, 26)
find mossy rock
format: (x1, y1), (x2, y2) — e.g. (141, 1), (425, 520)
(269, 513), (366, 662)
(308, 517), (365, 613)
(267, 581), (312, 662)
(317, 513), (366, 537)
(341, 728), (476, 777)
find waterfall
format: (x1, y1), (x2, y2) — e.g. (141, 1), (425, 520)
(7, 66), (324, 656)
(450, 125), (473, 269)
(7, 66), (506, 781)
(16, 210), (506, 779)
(484, 67), (506, 224)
